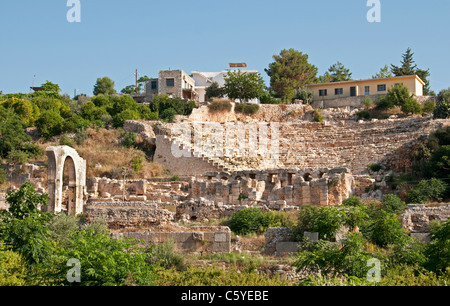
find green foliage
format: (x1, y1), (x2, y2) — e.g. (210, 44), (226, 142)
(313, 110), (323, 122)
(361, 96), (374, 109)
(207, 100), (232, 113)
(372, 64), (393, 79)
(293, 87), (314, 104)
(366, 210), (409, 247)
(260, 91), (282, 104)
(112, 109), (141, 128)
(342, 196), (364, 208)
(206, 82), (224, 100)
(223, 70), (266, 102)
(406, 178), (447, 204)
(130, 155), (143, 174)
(228, 208), (288, 236)
(368, 163), (382, 172)
(59, 134), (75, 148)
(0, 168), (7, 185)
(320, 61), (352, 83)
(0, 97), (40, 126)
(401, 97), (423, 114)
(357, 110), (370, 120)
(380, 194), (407, 215)
(122, 132), (137, 148)
(424, 218), (450, 273)
(433, 99), (450, 119)
(155, 265), (291, 286)
(0, 183), (52, 266)
(391, 48), (432, 95)
(74, 127), (88, 146)
(422, 100), (436, 113)
(36, 110), (64, 139)
(40, 81), (61, 93)
(52, 230), (156, 286)
(234, 103), (260, 115)
(0, 247), (27, 286)
(0, 107), (31, 158)
(138, 104), (159, 121)
(93, 77), (116, 96)
(160, 108), (177, 123)
(294, 233), (377, 278)
(172, 174), (180, 182)
(265, 48), (318, 98)
(380, 265), (449, 286)
(145, 240), (186, 271)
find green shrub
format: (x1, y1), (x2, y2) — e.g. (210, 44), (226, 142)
(0, 247), (27, 286)
(74, 127), (88, 146)
(130, 155), (143, 174)
(36, 110), (64, 139)
(361, 96), (374, 109)
(160, 108), (177, 123)
(401, 98), (422, 114)
(112, 109), (140, 128)
(368, 210), (409, 247)
(207, 100), (232, 113)
(121, 132), (136, 148)
(228, 208), (284, 235)
(356, 110), (370, 120)
(342, 196), (364, 208)
(234, 103), (260, 115)
(145, 240), (186, 271)
(424, 218), (450, 273)
(313, 110), (323, 122)
(59, 134), (75, 148)
(368, 163), (382, 172)
(0, 168), (7, 185)
(423, 100), (436, 113)
(380, 194), (407, 215)
(155, 265), (291, 286)
(406, 178), (447, 204)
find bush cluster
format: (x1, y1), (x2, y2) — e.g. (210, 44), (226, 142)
(234, 103), (260, 115)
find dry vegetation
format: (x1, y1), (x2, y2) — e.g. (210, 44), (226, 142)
(29, 128), (168, 180)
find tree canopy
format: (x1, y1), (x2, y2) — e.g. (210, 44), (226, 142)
(223, 70), (266, 103)
(320, 61), (353, 83)
(265, 48), (318, 98)
(93, 77), (116, 96)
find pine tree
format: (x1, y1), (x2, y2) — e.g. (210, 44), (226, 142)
(320, 61), (352, 83)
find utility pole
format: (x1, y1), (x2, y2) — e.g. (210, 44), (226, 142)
(135, 69), (138, 95)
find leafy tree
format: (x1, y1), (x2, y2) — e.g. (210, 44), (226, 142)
(160, 108), (177, 123)
(0, 183), (52, 266)
(380, 194), (407, 215)
(51, 229), (156, 286)
(40, 81), (61, 93)
(112, 109), (141, 128)
(372, 65), (393, 79)
(407, 178), (447, 204)
(265, 48), (318, 98)
(121, 85), (138, 95)
(93, 77), (116, 96)
(391, 48), (432, 95)
(293, 87), (314, 104)
(36, 110), (65, 139)
(0, 107), (31, 158)
(320, 61), (352, 83)
(205, 82), (224, 100)
(110, 95), (138, 116)
(367, 211), (409, 247)
(223, 70), (266, 103)
(424, 219), (450, 273)
(0, 97), (40, 126)
(401, 98), (423, 114)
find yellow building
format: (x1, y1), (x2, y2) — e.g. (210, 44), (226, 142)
(306, 75), (425, 101)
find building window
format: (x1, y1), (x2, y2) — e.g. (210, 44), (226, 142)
(319, 89), (327, 97)
(151, 81), (157, 90)
(335, 88), (343, 95)
(377, 84), (387, 92)
(166, 78), (175, 87)
(364, 86), (370, 96)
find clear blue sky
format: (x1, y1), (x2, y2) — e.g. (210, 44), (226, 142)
(0, 0), (449, 96)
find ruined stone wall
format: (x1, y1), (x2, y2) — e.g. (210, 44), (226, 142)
(401, 204), (450, 234)
(112, 226), (231, 254)
(84, 202), (175, 230)
(86, 177), (189, 206)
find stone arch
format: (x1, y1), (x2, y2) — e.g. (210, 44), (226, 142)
(46, 146), (86, 215)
